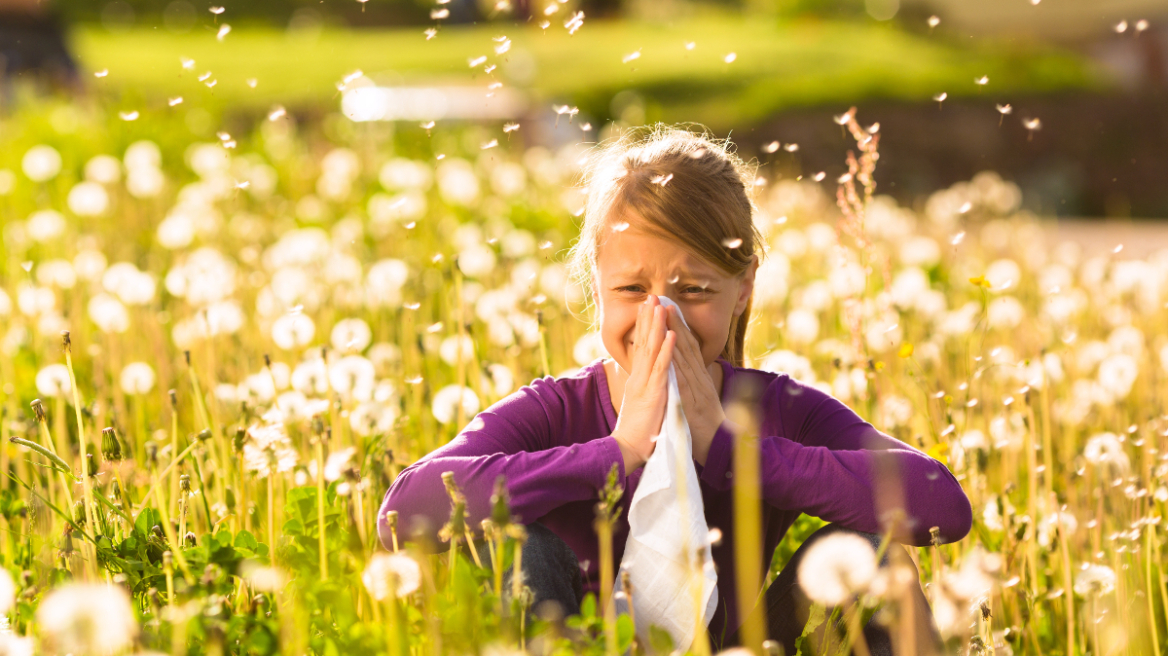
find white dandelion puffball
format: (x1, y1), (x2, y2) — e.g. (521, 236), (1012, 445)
(1073, 564), (1116, 596)
(36, 582), (137, 655)
(26, 209), (67, 242)
(87, 293), (130, 334)
(363, 552), (422, 600)
(379, 157), (433, 191)
(457, 243), (497, 278)
(35, 364), (72, 398)
(431, 385), (480, 424)
(22, 145), (62, 182)
(436, 158), (480, 206)
(439, 334), (476, 366)
(124, 140), (162, 171)
(84, 154), (122, 184)
(797, 533), (878, 606)
(272, 314), (316, 350)
(785, 308), (820, 346)
(240, 560), (283, 593)
(120, 362), (156, 395)
(331, 317), (372, 352)
(67, 181), (110, 216)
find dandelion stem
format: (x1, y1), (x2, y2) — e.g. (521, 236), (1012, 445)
(316, 439), (328, 581)
(62, 339), (99, 580)
(134, 439), (202, 517)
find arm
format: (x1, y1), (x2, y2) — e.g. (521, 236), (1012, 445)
(376, 379), (626, 552)
(700, 374), (972, 546)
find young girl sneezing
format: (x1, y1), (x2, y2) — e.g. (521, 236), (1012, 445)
(378, 126), (972, 654)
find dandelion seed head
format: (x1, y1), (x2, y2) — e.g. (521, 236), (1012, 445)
(209, 6), (225, 14)
(798, 533), (877, 605)
(363, 553), (422, 600)
(975, 76), (989, 85)
(1024, 118), (1042, 131)
(37, 583), (137, 655)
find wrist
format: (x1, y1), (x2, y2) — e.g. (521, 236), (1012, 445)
(613, 431), (648, 472)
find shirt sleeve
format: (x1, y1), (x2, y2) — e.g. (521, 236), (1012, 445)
(699, 373), (972, 546)
(377, 377), (626, 552)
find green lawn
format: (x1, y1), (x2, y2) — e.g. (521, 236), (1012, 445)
(71, 12), (1098, 127)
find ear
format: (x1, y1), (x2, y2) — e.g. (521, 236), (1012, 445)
(733, 255), (759, 317)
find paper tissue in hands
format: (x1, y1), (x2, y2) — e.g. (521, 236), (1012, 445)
(614, 295), (718, 651)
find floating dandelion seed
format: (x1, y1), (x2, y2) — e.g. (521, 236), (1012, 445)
(581, 122), (592, 131)
(538, 20), (550, 29)
(424, 28), (437, 39)
(209, 6), (224, 14)
(1023, 117), (1042, 140)
(975, 75), (989, 85)
(119, 111), (139, 121)
(927, 15), (940, 28)
(1136, 19), (1149, 32)
(959, 202), (973, 214)
(484, 64), (496, 74)
(762, 141), (780, 153)
(1113, 244), (1124, 254)
(168, 96), (183, 106)
(724, 52), (737, 63)
(996, 103), (1013, 115)
(622, 49), (642, 64)
(205, 79), (218, 88)
(564, 11), (584, 34)
(542, 3), (558, 15)
(268, 105), (286, 121)
(951, 231), (966, 245)
(552, 104), (579, 125)
(833, 113), (852, 125)
(933, 92), (948, 104)
(783, 143), (799, 152)
(357, 0), (368, 9)
(867, 122), (880, 133)
(343, 70), (363, 85)
(503, 122), (520, 133)
(436, 154), (445, 160)
(1029, 0), (1039, 4)
(539, 240), (553, 249)
(612, 222), (630, 233)
(181, 57), (195, 70)
(94, 69), (109, 78)
(651, 173), (673, 186)
(1115, 20), (1128, 33)
(234, 180), (250, 190)
(217, 24), (231, 41)
(722, 237), (743, 249)
(838, 173), (852, 184)
(404, 302), (421, 310)
(406, 375), (423, 385)
(812, 172), (826, 182)
(685, 41), (696, 50)
(468, 55), (487, 68)
(426, 322), (444, 334)
(431, 8), (450, 19)
(420, 120), (436, 130)
(494, 37), (511, 55)
(481, 139), (498, 150)
(198, 71), (212, 82)
(246, 78), (257, 88)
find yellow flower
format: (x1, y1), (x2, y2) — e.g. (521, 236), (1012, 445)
(898, 343), (914, 358)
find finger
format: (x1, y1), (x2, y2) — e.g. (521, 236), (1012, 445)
(652, 330), (676, 378)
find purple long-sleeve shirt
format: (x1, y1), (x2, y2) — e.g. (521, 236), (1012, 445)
(377, 357), (971, 640)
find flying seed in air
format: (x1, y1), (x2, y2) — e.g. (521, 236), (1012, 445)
(812, 172), (826, 182)
(927, 16), (940, 28)
(722, 238), (743, 249)
(94, 69), (108, 78)
(424, 28), (437, 39)
(431, 8), (450, 19)
(503, 123), (520, 133)
(169, 97), (183, 106)
(763, 141), (780, 153)
(119, 111), (139, 121)
(181, 58), (195, 70)
(564, 11), (584, 34)
(724, 52), (736, 63)
(268, 106), (286, 121)
(651, 173), (673, 186)
(469, 55), (487, 68)
(623, 50), (641, 64)
(783, 143), (799, 152)
(217, 24), (231, 41)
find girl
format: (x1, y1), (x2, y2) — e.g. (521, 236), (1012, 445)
(378, 126), (972, 653)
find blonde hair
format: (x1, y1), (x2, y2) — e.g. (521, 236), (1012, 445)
(566, 124), (763, 367)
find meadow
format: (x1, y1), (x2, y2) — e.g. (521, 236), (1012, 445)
(0, 86), (1163, 656)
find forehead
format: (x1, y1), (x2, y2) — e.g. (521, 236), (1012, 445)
(595, 225), (724, 280)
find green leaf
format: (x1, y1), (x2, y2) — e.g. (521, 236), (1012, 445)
(649, 625), (674, 654)
(579, 593), (597, 619)
(616, 614), (635, 652)
(234, 530), (259, 551)
(795, 601), (826, 656)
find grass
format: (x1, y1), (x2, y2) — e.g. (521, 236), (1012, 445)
(71, 11), (1098, 127)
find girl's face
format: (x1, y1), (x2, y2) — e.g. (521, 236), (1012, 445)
(592, 221), (758, 375)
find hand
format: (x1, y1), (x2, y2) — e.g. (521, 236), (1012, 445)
(664, 304), (726, 466)
(612, 296), (677, 473)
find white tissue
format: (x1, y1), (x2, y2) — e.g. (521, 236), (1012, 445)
(614, 296), (718, 651)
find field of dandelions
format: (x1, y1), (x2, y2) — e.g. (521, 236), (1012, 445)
(0, 97), (1163, 656)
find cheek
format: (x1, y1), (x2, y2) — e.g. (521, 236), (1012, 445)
(685, 307), (732, 363)
(598, 303), (637, 361)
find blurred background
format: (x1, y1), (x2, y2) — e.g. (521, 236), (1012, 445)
(1, 0), (1166, 222)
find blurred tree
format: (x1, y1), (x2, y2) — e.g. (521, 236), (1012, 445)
(0, 0), (80, 100)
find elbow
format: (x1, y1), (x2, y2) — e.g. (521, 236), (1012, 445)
(376, 467), (449, 553)
(927, 479), (972, 546)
